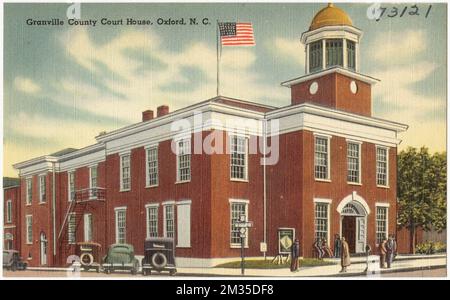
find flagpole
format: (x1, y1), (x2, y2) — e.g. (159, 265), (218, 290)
(216, 20), (220, 96)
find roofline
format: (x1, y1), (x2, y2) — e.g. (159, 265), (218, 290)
(95, 95), (273, 143)
(267, 102), (408, 133)
(280, 67), (380, 87)
(300, 25), (363, 44)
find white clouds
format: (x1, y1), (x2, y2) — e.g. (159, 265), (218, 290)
(271, 37), (305, 67)
(369, 30), (426, 65)
(14, 76), (41, 94)
(369, 31), (446, 152)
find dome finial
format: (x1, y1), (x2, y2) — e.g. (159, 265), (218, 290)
(328, 3), (334, 7)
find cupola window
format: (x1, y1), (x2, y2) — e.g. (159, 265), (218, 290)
(347, 40), (356, 70)
(309, 40), (323, 72)
(326, 39), (343, 68)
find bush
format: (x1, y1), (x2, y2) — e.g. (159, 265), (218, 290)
(415, 241), (446, 254)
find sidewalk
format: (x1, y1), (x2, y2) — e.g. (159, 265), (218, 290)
(175, 254), (447, 277)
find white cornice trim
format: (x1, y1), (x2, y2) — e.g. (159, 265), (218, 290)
(280, 67), (379, 87)
(300, 25), (363, 44)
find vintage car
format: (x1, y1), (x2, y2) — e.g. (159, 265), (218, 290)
(142, 237), (176, 276)
(76, 242), (102, 272)
(3, 250), (27, 271)
(102, 244), (140, 275)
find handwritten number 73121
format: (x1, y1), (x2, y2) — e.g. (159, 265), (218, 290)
(368, 4), (432, 21)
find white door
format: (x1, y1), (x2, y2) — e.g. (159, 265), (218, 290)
(355, 217), (366, 253)
(40, 233), (47, 265)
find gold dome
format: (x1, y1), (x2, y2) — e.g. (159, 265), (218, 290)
(309, 3), (353, 31)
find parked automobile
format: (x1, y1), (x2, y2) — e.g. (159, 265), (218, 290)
(76, 242), (102, 272)
(3, 250), (27, 271)
(102, 244), (139, 275)
(142, 237), (176, 276)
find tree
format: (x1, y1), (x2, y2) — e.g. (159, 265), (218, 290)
(397, 147), (447, 253)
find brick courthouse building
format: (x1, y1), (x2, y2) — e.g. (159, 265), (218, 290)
(9, 4), (408, 267)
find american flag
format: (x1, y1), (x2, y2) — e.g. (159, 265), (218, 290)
(219, 22), (255, 46)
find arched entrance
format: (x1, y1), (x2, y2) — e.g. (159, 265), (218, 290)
(337, 192), (370, 254)
(40, 232), (48, 266)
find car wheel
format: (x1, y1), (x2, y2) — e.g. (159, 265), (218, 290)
(142, 269), (148, 276)
(11, 264), (17, 272)
(105, 268), (111, 274)
(170, 270), (176, 276)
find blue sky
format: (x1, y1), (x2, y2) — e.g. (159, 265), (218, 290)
(3, 2), (447, 176)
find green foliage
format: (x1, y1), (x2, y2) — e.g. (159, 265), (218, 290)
(415, 241), (446, 254)
(397, 147), (447, 233)
(215, 258), (334, 269)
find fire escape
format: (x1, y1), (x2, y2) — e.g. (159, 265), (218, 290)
(58, 187), (106, 245)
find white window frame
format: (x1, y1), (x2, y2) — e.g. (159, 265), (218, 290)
(176, 200), (192, 248)
(26, 215), (33, 244)
(375, 204), (389, 245)
(176, 138), (191, 183)
(6, 200), (12, 223)
(376, 146), (390, 187)
(230, 135), (248, 181)
(39, 174), (46, 203)
(314, 199), (331, 245)
(120, 153), (131, 192)
(314, 134), (331, 181)
(26, 178), (32, 205)
(346, 140), (362, 185)
(115, 207), (127, 244)
(145, 145), (159, 187)
(83, 213), (93, 242)
(89, 165), (98, 199)
(145, 203), (159, 238)
(229, 199), (249, 248)
(163, 202), (175, 238)
(68, 171), (75, 202)
(68, 213), (76, 244)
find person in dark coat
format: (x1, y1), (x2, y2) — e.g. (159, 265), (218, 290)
(333, 234), (341, 258)
(314, 238), (324, 260)
(290, 238), (300, 272)
(340, 237), (351, 273)
(386, 234), (397, 268)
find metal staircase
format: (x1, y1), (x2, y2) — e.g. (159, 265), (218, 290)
(58, 187), (106, 242)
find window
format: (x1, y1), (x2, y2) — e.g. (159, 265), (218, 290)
(347, 40), (356, 70)
(376, 147), (388, 186)
(326, 39), (343, 67)
(89, 166), (98, 198)
(26, 215), (33, 244)
(230, 200), (249, 247)
(230, 136), (248, 180)
(176, 139), (191, 182)
(120, 154), (131, 191)
(68, 213), (76, 244)
(376, 207), (388, 244)
(164, 205), (175, 238)
(68, 171), (75, 202)
(6, 200), (12, 223)
(84, 214), (93, 242)
(146, 146), (159, 187)
(314, 203), (329, 242)
(314, 136), (330, 180)
(146, 205), (158, 238)
(115, 208), (127, 244)
(39, 175), (46, 203)
(26, 178), (32, 205)
(177, 202), (191, 247)
(347, 142), (361, 183)
(309, 40), (323, 72)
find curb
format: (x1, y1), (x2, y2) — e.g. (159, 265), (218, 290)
(326, 264), (447, 277)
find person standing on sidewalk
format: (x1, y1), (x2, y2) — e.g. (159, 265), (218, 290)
(333, 234), (341, 258)
(340, 237), (351, 273)
(386, 234), (397, 268)
(290, 239), (300, 272)
(379, 237), (388, 268)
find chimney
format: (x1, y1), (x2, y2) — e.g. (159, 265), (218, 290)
(142, 110), (154, 122)
(157, 105), (169, 117)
